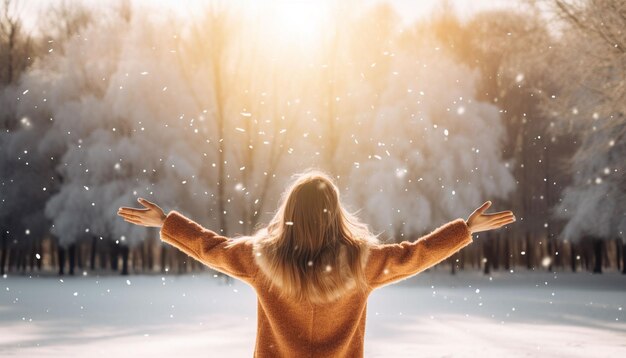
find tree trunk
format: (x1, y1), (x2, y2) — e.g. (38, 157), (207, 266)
(77, 242), (84, 270)
(622, 242), (626, 274)
(475, 248), (481, 270)
(50, 238), (57, 268)
(504, 237), (511, 271)
(120, 246), (129, 275)
(160, 245), (167, 273)
(140, 246), (145, 272)
(29, 244), (36, 272)
(132, 248), (139, 272)
(525, 233), (532, 270)
(99, 248), (108, 270)
(603, 239), (610, 271)
(57, 246), (66, 275)
(21, 248), (28, 272)
(0, 233), (8, 276)
(492, 233), (500, 271)
(21, 248), (28, 273)
(547, 238), (554, 272)
(76, 240), (86, 270)
(120, 246), (130, 276)
(593, 238), (603, 274)
(580, 241), (593, 272)
(553, 239), (561, 270)
(7, 246), (16, 272)
(147, 241), (154, 271)
(459, 250), (466, 270)
(615, 239), (622, 272)
(68, 243), (76, 275)
(15, 248), (23, 273)
(90, 236), (97, 271)
(483, 236), (492, 275)
(110, 244), (119, 271)
(450, 254), (456, 275)
(36, 240), (42, 271)
(178, 251), (186, 274)
(570, 242), (577, 272)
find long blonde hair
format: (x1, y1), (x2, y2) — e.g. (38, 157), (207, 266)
(251, 169), (379, 304)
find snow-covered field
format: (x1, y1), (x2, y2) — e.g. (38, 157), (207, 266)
(1, 270), (625, 357)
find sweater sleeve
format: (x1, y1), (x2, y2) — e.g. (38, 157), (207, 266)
(159, 210), (258, 283)
(365, 218), (473, 289)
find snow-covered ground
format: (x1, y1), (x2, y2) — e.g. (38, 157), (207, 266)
(1, 270), (625, 357)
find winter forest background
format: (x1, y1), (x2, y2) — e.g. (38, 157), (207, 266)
(1, 0), (624, 277)
(0, 0), (625, 356)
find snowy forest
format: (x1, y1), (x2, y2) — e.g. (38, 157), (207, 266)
(0, 0), (624, 278)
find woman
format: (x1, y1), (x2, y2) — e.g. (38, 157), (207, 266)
(117, 169), (515, 357)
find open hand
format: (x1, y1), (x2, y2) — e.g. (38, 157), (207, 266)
(117, 198), (167, 228)
(466, 201), (515, 234)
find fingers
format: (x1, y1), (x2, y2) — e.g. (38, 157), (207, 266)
(123, 217), (144, 226)
(477, 201), (492, 214)
(138, 197), (156, 209)
(119, 212), (144, 224)
(118, 212), (142, 220)
(469, 201), (490, 220)
(492, 217), (515, 227)
(484, 213), (515, 223)
(117, 199), (158, 226)
(483, 210), (513, 218)
(118, 207), (147, 215)
(488, 213), (514, 223)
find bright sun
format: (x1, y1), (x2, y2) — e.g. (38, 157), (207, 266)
(163, 0), (331, 48)
(249, 0), (328, 46)
(267, 0), (329, 44)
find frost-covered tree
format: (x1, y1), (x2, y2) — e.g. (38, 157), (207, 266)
(11, 8), (219, 274)
(0, 0), (45, 275)
(1, 1), (97, 275)
(553, 120), (625, 273)
(346, 36), (515, 243)
(427, 6), (581, 271)
(540, 0), (626, 273)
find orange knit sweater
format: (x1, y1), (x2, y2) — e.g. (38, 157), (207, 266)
(160, 210), (473, 357)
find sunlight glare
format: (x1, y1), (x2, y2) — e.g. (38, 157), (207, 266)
(270, 0), (329, 44)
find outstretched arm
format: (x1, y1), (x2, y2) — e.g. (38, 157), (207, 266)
(365, 201), (515, 289)
(117, 198), (258, 283)
(365, 218), (472, 289)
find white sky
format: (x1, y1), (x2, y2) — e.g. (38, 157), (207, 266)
(17, 0), (520, 32)
(380, 0), (517, 23)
